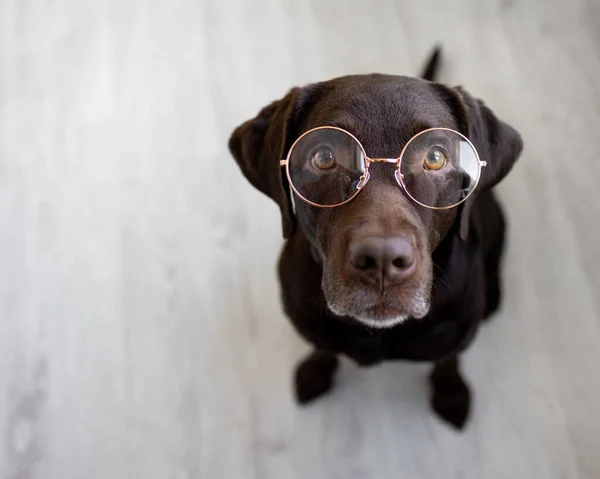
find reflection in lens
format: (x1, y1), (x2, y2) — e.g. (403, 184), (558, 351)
(287, 128), (366, 206)
(398, 129), (480, 208)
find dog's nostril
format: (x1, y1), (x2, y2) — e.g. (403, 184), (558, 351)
(392, 256), (413, 269)
(355, 255), (377, 270)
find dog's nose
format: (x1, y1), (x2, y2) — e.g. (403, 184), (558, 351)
(349, 236), (416, 285)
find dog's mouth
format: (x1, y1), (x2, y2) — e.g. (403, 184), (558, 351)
(323, 282), (431, 329)
(358, 295), (430, 326)
(354, 303), (411, 328)
(370, 302), (400, 316)
(368, 301), (409, 319)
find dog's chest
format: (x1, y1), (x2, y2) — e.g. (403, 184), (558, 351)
(338, 317), (479, 365)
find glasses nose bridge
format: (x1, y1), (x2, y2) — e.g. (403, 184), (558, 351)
(357, 156), (403, 190)
(366, 157), (400, 165)
(363, 157), (402, 180)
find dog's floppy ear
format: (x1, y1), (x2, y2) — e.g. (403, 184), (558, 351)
(451, 86), (524, 240)
(228, 87), (313, 238)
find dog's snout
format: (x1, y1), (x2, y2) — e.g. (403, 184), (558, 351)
(349, 236), (416, 286)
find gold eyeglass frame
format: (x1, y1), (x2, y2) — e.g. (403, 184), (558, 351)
(280, 126), (487, 210)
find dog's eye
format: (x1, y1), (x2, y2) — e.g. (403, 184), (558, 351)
(423, 148), (447, 170)
(311, 147), (337, 170)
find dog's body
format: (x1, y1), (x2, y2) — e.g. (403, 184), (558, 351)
(229, 49), (522, 429)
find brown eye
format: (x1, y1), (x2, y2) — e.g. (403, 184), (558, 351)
(311, 147), (337, 170)
(424, 148), (447, 170)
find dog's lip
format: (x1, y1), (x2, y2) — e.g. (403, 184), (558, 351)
(358, 298), (414, 320)
(368, 302), (403, 317)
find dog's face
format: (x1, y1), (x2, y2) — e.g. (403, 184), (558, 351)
(229, 74), (522, 328)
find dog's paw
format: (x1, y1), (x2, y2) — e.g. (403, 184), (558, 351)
(429, 369), (471, 430)
(294, 351), (339, 405)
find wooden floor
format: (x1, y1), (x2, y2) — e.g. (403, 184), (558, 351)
(1, 0), (600, 477)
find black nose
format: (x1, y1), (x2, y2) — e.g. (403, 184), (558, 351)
(349, 236), (416, 285)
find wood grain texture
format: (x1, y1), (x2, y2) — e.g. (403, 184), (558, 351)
(1, 0), (599, 477)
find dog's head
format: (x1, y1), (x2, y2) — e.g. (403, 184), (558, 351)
(229, 74), (522, 328)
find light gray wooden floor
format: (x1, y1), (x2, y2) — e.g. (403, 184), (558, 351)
(1, 0), (600, 478)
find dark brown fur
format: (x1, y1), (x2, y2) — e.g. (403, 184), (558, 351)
(228, 49), (523, 429)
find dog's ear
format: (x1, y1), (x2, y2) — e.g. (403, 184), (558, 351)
(455, 86), (523, 192)
(228, 87), (315, 238)
(443, 86), (523, 240)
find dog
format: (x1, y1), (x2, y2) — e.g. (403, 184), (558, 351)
(228, 47), (523, 429)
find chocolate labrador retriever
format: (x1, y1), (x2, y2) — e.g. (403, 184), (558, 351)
(228, 47), (522, 429)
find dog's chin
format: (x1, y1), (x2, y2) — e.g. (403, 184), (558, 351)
(326, 296), (431, 329)
(352, 314), (409, 329)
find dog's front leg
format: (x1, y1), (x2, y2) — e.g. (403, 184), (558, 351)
(294, 349), (339, 405)
(429, 355), (471, 430)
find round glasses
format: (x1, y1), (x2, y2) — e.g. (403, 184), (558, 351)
(280, 126), (486, 210)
